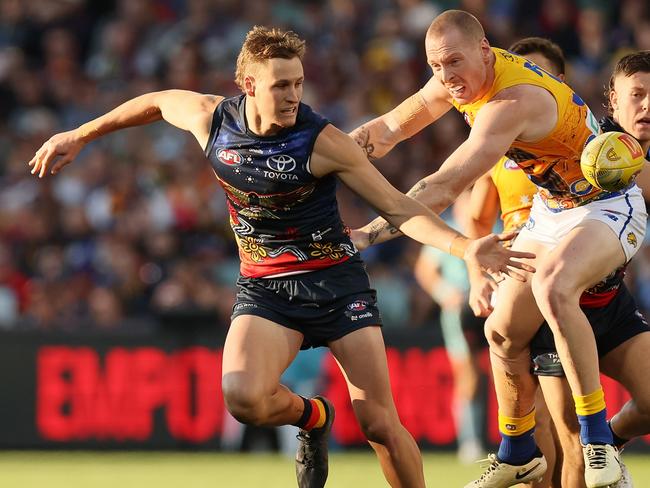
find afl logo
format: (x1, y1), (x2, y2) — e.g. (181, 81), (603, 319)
(570, 178), (593, 196)
(347, 300), (368, 312)
(266, 154), (296, 173)
(217, 148), (242, 166)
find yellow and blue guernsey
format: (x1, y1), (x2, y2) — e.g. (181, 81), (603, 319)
(490, 156), (537, 232)
(453, 47), (602, 211)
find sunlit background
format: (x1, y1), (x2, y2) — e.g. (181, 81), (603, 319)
(0, 0), (649, 486)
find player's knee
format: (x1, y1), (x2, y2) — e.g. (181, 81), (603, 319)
(358, 412), (398, 446)
(222, 376), (268, 425)
(484, 316), (527, 358)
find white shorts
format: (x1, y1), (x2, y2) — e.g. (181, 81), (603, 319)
(518, 185), (647, 262)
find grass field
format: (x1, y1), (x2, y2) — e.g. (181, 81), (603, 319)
(0, 450), (649, 487)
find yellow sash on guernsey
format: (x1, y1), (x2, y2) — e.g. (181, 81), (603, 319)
(453, 48), (602, 210)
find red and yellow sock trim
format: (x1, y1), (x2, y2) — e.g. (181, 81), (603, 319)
(574, 387), (606, 416)
(304, 398), (327, 430)
(498, 409), (536, 437)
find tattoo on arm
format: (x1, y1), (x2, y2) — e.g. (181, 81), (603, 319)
(367, 220), (400, 245)
(353, 127), (376, 160)
(406, 180), (427, 199)
(366, 181), (428, 246)
(368, 221), (388, 245)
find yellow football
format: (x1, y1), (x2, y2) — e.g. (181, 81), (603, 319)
(580, 131), (646, 192)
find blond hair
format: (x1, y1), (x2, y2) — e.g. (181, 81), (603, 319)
(426, 10), (485, 43)
(235, 26), (306, 91)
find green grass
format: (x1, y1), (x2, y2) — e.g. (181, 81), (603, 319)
(0, 450), (648, 487)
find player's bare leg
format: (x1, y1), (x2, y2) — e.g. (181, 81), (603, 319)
(600, 332), (650, 444)
(465, 237), (549, 487)
(221, 315), (306, 426)
(538, 375), (586, 488)
(222, 315), (336, 488)
(528, 389), (559, 488)
(329, 326), (425, 488)
(532, 220), (626, 487)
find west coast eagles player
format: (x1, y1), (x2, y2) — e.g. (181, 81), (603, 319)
(350, 10), (647, 488)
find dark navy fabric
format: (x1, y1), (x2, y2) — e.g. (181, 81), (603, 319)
(532, 283), (650, 376)
(231, 255), (382, 349)
(205, 95), (357, 277)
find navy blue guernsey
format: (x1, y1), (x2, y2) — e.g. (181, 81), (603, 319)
(205, 95), (357, 278)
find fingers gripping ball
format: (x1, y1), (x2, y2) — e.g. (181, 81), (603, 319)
(580, 131), (646, 192)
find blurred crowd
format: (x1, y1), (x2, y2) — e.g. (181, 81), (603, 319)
(0, 0), (649, 332)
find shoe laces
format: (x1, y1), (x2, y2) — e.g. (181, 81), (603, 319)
(585, 444), (609, 469)
(296, 431), (316, 468)
(475, 454), (500, 481)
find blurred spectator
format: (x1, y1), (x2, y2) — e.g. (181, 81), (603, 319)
(0, 0), (649, 333)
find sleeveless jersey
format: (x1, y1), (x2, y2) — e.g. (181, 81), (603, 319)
(453, 47), (602, 211)
(205, 95), (356, 278)
(491, 156), (537, 232)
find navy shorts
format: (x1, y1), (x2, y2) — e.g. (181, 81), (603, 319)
(231, 255), (382, 349)
(531, 284), (650, 376)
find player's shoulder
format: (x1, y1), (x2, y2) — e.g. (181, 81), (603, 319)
(313, 123), (352, 156)
(487, 84), (555, 124)
(490, 83), (549, 102)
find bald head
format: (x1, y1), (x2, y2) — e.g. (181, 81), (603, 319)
(426, 10), (485, 43)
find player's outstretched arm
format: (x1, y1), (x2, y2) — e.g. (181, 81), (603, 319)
(349, 77), (452, 159)
(311, 124), (535, 281)
(28, 90), (222, 178)
(352, 95), (531, 249)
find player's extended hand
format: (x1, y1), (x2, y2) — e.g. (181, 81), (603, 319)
(464, 232), (536, 282)
(28, 129), (85, 178)
(467, 268), (497, 317)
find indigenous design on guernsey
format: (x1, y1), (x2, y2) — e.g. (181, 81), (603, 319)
(453, 47), (602, 211)
(205, 95), (356, 278)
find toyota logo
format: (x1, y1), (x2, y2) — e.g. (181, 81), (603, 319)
(266, 154), (296, 173)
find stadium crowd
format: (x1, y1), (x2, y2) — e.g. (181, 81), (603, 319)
(1, 0), (649, 332)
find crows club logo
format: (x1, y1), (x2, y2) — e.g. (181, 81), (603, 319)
(217, 148), (242, 166)
(266, 154), (296, 173)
